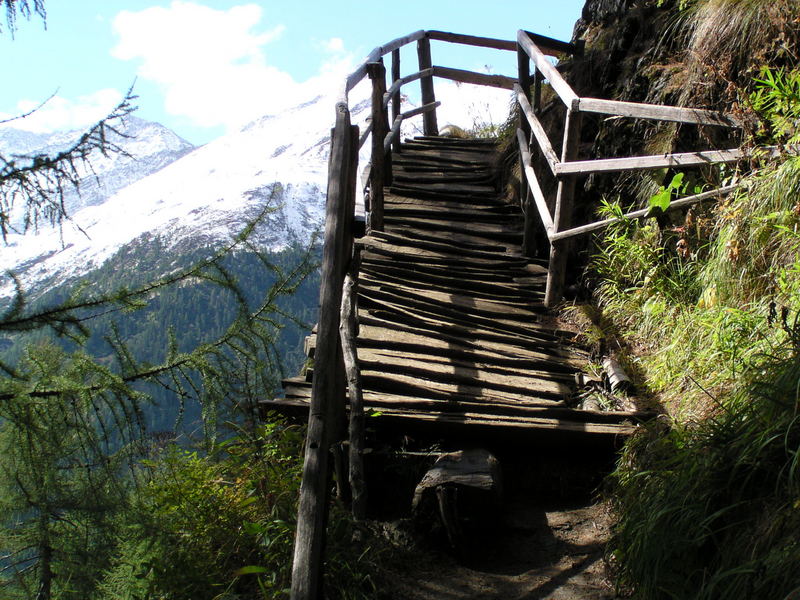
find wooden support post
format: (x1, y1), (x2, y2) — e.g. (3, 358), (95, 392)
(291, 104), (358, 600)
(339, 250), (366, 520)
(417, 36), (439, 136)
(534, 70), (543, 115)
(517, 44), (534, 258)
(391, 49), (402, 154)
(545, 108), (582, 307)
(368, 61), (390, 232)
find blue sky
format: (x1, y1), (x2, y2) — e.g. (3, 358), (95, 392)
(0, 1), (585, 145)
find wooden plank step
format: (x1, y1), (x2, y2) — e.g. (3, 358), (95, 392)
(384, 195), (514, 213)
(409, 136), (497, 147)
(268, 386), (642, 436)
(393, 163), (494, 175)
(358, 277), (544, 320)
(402, 139), (497, 151)
(356, 319), (584, 367)
(278, 377), (649, 425)
(357, 236), (529, 265)
(376, 227), (519, 256)
(384, 217), (522, 240)
(356, 346), (577, 384)
(392, 171), (496, 185)
(358, 269), (539, 304)
(366, 407), (639, 436)
(305, 322), (580, 374)
(389, 177), (498, 198)
(392, 154), (493, 168)
(356, 355), (570, 397)
(360, 370), (567, 404)
(357, 287), (561, 345)
(383, 204), (516, 222)
(361, 253), (547, 283)
(362, 231), (525, 262)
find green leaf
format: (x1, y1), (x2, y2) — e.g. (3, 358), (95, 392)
(668, 172), (685, 191)
(649, 189), (672, 212)
(242, 521), (266, 535)
(234, 565), (270, 576)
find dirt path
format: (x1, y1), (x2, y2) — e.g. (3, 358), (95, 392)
(383, 499), (618, 600)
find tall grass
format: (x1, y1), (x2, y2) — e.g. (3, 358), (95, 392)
(610, 324), (800, 599)
(591, 57), (800, 596)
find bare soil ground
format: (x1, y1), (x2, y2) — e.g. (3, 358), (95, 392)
(381, 498), (618, 600)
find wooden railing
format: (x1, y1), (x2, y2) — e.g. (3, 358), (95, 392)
(514, 30), (748, 305)
(290, 28), (750, 599)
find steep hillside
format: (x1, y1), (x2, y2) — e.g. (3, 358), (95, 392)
(546, 1), (800, 598)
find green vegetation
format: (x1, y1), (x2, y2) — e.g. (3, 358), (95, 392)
(0, 3), (347, 599)
(583, 4), (800, 596)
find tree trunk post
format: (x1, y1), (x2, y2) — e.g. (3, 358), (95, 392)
(534, 70), (543, 115)
(368, 61), (390, 232)
(517, 45), (534, 258)
(391, 49), (402, 154)
(291, 103), (358, 600)
(545, 108), (582, 307)
(417, 36), (439, 136)
(339, 250), (367, 519)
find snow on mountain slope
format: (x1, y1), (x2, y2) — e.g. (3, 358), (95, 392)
(0, 94), (373, 296)
(0, 117), (195, 220)
(0, 81), (512, 298)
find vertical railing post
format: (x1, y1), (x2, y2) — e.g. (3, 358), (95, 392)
(291, 104), (358, 600)
(517, 43), (534, 258)
(391, 48), (402, 154)
(533, 70), (543, 115)
(417, 36), (439, 136)
(367, 61), (390, 232)
(545, 107), (582, 307)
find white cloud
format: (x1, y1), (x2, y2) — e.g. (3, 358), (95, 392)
(0, 89), (124, 133)
(111, 2), (317, 132)
(321, 37), (344, 53)
(431, 81), (514, 132)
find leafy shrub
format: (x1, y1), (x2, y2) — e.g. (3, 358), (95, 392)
(97, 422), (302, 600)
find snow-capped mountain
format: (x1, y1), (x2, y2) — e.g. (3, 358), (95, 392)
(0, 73), (510, 300)
(0, 93), (384, 297)
(0, 116), (195, 220)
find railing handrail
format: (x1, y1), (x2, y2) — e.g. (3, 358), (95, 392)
(338, 29), (575, 107)
(513, 29), (758, 305)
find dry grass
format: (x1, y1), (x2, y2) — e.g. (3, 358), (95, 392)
(680, 0), (800, 104)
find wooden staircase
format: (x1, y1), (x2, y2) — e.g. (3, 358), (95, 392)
(273, 136), (646, 438)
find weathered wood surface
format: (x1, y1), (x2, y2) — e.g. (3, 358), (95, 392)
(413, 449), (502, 554)
(274, 136), (651, 439)
(368, 62), (389, 231)
(577, 97), (740, 128)
(431, 66), (516, 90)
(417, 37), (439, 136)
(515, 83), (560, 174)
(546, 108), (582, 307)
(550, 185), (739, 242)
(290, 108), (357, 600)
(517, 30), (578, 109)
(516, 127), (554, 234)
(554, 146), (750, 175)
(340, 252), (366, 520)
